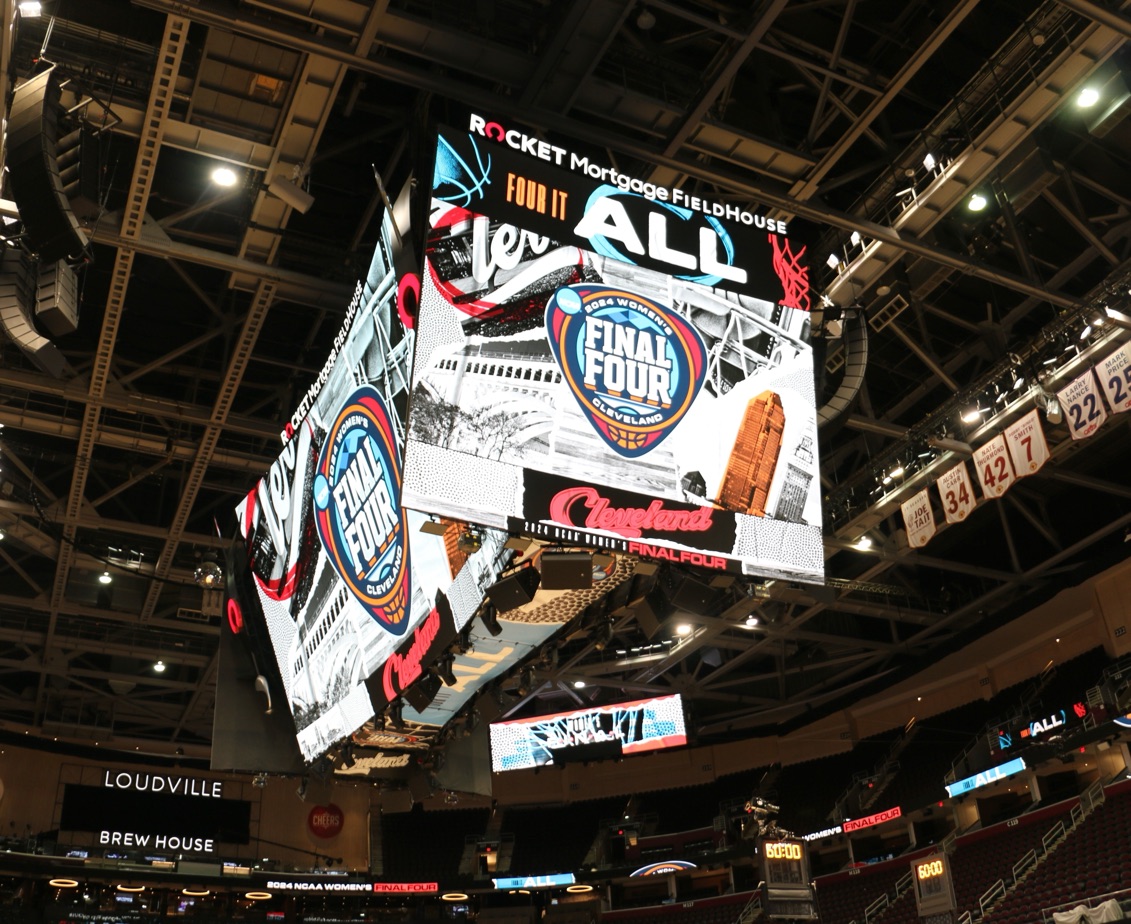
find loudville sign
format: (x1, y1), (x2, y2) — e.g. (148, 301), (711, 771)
(103, 770), (223, 798)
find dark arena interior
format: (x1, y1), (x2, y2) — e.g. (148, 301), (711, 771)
(0, 2), (1129, 924)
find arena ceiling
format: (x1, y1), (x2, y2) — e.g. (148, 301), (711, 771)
(0, 0), (1128, 770)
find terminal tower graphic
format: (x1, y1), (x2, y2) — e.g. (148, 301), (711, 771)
(717, 391), (785, 516)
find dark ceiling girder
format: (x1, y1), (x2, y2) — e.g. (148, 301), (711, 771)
(131, 0), (1082, 312)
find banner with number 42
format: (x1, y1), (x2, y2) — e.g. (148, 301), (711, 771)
(973, 434), (1015, 499)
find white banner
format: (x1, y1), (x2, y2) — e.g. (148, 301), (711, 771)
(937, 462), (976, 524)
(1057, 369), (1107, 440)
(1098, 342), (1131, 413)
(1004, 409), (1049, 477)
(973, 434), (1015, 499)
(900, 488), (936, 549)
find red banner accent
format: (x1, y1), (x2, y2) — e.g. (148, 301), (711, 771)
(842, 805), (902, 833)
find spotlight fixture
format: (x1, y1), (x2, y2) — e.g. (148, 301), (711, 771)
(849, 230), (862, 246)
(1076, 86), (1100, 108)
(636, 7), (656, 29)
(0, 528), (5, 541)
(456, 529), (482, 554)
(573, 679), (586, 689)
(479, 601), (502, 637)
(745, 615), (760, 627)
(17, 1), (42, 16)
(854, 536), (873, 551)
(388, 699), (404, 730)
(967, 192), (988, 212)
(210, 166), (237, 187)
(825, 253), (841, 270)
(436, 653), (458, 687)
(922, 152), (937, 171)
(960, 407), (983, 423)
(1079, 323), (1093, 340)
(153, 660), (167, 673)
(266, 173), (315, 214)
(889, 464), (905, 479)
(98, 571), (112, 585)
(674, 623), (692, 637)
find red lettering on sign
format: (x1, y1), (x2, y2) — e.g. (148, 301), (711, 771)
(549, 486), (714, 538)
(842, 806), (902, 833)
(382, 607), (442, 703)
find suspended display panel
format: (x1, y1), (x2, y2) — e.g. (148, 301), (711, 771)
(402, 115), (823, 584)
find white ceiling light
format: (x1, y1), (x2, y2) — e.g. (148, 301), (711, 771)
(98, 571), (112, 585)
(211, 166), (238, 187)
(967, 192), (988, 212)
(1076, 87), (1100, 108)
(153, 660), (167, 673)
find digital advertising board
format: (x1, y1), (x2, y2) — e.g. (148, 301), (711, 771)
(489, 693), (687, 771)
(232, 192), (513, 762)
(401, 114), (823, 583)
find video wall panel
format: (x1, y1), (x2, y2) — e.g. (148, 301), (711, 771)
(402, 115), (823, 583)
(232, 195), (512, 762)
(489, 693), (687, 771)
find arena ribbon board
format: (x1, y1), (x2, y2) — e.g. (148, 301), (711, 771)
(232, 193), (513, 762)
(402, 115), (824, 583)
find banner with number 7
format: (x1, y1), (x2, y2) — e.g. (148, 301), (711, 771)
(973, 434), (1015, 499)
(1004, 409), (1049, 477)
(1057, 368), (1107, 440)
(1098, 342), (1131, 413)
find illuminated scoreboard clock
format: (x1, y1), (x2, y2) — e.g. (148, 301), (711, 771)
(760, 839), (815, 919)
(912, 853), (956, 917)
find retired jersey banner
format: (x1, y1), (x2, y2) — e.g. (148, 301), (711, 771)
(1004, 409), (1048, 477)
(937, 462), (976, 524)
(1098, 342), (1131, 413)
(900, 488), (936, 549)
(402, 116), (823, 584)
(1058, 369), (1107, 440)
(973, 434), (1015, 499)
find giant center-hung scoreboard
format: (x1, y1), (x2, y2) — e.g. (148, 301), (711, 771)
(402, 114), (823, 584)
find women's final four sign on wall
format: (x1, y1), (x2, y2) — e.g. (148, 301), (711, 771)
(401, 115), (825, 584)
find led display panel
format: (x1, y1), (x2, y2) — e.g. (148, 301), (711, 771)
(489, 693), (686, 771)
(232, 192), (513, 762)
(402, 115), (823, 584)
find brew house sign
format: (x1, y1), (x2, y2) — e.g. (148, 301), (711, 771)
(99, 770), (224, 853)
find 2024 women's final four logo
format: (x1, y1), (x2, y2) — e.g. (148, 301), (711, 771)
(312, 386), (411, 635)
(546, 284), (707, 457)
